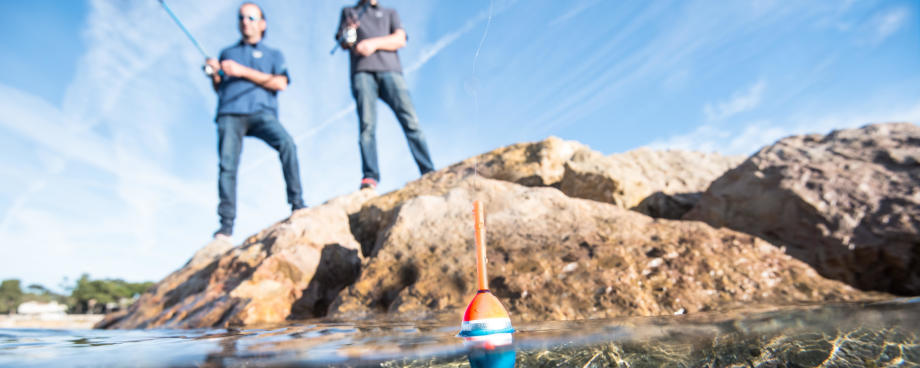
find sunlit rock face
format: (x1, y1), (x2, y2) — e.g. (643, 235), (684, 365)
(97, 190), (376, 329)
(331, 177), (872, 321)
(559, 147), (744, 217)
(99, 133), (898, 329)
(686, 123), (920, 295)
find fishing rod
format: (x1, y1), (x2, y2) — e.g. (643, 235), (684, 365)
(158, 0), (224, 77)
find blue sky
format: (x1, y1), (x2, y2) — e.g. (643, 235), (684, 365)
(1, 0), (918, 291)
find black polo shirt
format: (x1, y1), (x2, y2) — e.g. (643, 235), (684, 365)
(336, 4), (404, 74)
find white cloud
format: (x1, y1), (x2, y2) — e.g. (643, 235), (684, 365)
(703, 80), (766, 122)
(874, 7), (909, 43)
(646, 100), (920, 156)
(549, 0), (601, 26)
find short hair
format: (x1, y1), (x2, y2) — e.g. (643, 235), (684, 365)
(241, 2), (267, 38)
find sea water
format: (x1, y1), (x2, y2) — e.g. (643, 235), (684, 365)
(1, 298), (917, 367)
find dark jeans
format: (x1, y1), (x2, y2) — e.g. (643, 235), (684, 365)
(351, 71), (435, 182)
(216, 112), (305, 231)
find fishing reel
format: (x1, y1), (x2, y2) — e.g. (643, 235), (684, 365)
(331, 26), (359, 55)
(343, 27), (358, 46)
(202, 64), (226, 78)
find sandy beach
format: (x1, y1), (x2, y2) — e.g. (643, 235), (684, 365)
(0, 314), (104, 330)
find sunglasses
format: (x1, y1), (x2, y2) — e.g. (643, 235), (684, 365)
(238, 14), (261, 22)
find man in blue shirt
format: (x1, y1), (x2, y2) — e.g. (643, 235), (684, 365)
(335, 0), (435, 190)
(205, 2), (305, 239)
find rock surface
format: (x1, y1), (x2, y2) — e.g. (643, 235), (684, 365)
(560, 148), (743, 217)
(99, 131), (903, 329)
(349, 137), (596, 257)
(331, 177), (871, 321)
(686, 123), (920, 295)
(97, 190), (376, 329)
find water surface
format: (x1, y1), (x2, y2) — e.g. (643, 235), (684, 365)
(1, 298), (918, 367)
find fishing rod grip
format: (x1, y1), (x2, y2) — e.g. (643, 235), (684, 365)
(473, 200), (488, 291)
(203, 64), (226, 78)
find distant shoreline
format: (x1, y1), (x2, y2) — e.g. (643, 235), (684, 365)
(0, 314), (104, 329)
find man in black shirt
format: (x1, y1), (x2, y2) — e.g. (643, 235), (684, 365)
(335, 0), (435, 190)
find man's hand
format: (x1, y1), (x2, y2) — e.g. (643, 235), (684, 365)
(205, 58), (221, 74)
(355, 39), (377, 57)
(206, 58), (222, 91)
(354, 29), (406, 56)
(220, 59), (247, 78)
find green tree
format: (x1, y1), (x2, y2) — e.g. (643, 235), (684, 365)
(26, 284), (49, 295)
(69, 274), (153, 313)
(21, 283), (67, 305)
(0, 279), (24, 314)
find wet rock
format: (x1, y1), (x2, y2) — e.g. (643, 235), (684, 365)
(685, 123), (920, 295)
(330, 177), (875, 321)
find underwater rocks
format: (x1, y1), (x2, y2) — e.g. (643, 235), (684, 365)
(686, 123), (920, 295)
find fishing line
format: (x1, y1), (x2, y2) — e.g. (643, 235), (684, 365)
(471, 0), (494, 186)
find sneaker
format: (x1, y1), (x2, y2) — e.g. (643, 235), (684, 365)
(213, 226), (232, 240)
(360, 178), (377, 190)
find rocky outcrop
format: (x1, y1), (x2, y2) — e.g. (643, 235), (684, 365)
(685, 123), (920, 295)
(351, 138), (740, 257)
(330, 177), (872, 321)
(97, 190), (376, 329)
(99, 131), (903, 330)
(560, 148), (743, 218)
(348, 137), (595, 257)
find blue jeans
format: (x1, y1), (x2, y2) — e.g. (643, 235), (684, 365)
(216, 112), (305, 231)
(351, 71), (435, 182)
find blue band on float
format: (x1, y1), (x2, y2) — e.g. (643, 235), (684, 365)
(457, 327), (516, 337)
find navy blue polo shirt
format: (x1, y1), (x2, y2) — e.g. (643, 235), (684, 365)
(215, 41), (290, 119)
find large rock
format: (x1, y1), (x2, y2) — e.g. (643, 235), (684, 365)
(351, 138), (740, 257)
(101, 131), (901, 330)
(96, 190), (376, 329)
(331, 177), (875, 321)
(560, 148), (743, 217)
(685, 123), (920, 295)
(350, 137), (595, 257)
